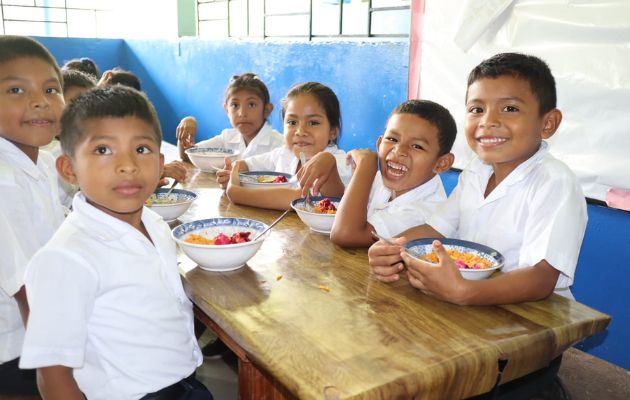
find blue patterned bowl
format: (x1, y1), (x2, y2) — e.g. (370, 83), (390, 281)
(239, 171), (294, 188)
(145, 188), (197, 222)
(405, 238), (504, 280)
(290, 196), (341, 234)
(171, 217), (269, 271)
(185, 147), (240, 172)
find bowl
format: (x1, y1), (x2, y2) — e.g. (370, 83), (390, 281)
(290, 196), (341, 234)
(185, 147), (240, 172)
(405, 238), (504, 280)
(171, 217), (270, 271)
(239, 171), (294, 188)
(145, 188), (197, 222)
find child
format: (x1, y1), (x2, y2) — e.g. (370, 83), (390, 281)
(0, 35), (66, 396)
(368, 53), (587, 304)
(19, 86), (212, 400)
(223, 81), (352, 210)
(176, 72), (284, 161)
(98, 67), (141, 91)
(331, 100), (456, 247)
(62, 57), (100, 80)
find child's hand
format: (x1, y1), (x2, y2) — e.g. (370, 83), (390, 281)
(403, 240), (467, 304)
(215, 157), (234, 189)
(346, 148), (378, 172)
(367, 236), (407, 282)
(297, 152), (337, 196)
(225, 160), (248, 191)
(159, 160), (188, 187)
(176, 116), (197, 149)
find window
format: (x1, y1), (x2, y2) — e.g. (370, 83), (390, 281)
(197, 0), (411, 40)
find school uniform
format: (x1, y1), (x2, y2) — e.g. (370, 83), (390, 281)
(244, 144), (353, 186)
(368, 172), (447, 238)
(196, 122), (284, 159)
(20, 193), (204, 400)
(427, 142), (587, 298)
(40, 138), (79, 208)
(0, 137), (65, 383)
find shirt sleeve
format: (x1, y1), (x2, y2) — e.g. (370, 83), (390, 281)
(20, 248), (98, 369)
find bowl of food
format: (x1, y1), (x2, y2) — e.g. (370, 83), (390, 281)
(171, 217), (269, 271)
(239, 171), (294, 188)
(405, 238), (504, 280)
(185, 147), (240, 172)
(145, 188), (197, 222)
(290, 196), (340, 234)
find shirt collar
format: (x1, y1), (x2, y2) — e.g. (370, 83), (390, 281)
(0, 137), (46, 180)
(372, 171), (441, 207)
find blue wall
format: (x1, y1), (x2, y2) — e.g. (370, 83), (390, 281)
(36, 37), (630, 370)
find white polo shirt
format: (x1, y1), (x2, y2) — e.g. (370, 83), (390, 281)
(196, 122), (284, 159)
(244, 145), (353, 187)
(368, 172), (447, 238)
(0, 138), (65, 363)
(20, 193), (201, 400)
(427, 142), (587, 297)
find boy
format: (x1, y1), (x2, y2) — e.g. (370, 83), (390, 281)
(368, 53), (587, 304)
(0, 35), (66, 396)
(330, 100), (456, 247)
(19, 86), (212, 400)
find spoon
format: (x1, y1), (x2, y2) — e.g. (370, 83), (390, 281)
(165, 180), (178, 197)
(253, 209), (292, 241)
(298, 152), (315, 211)
(371, 231), (423, 259)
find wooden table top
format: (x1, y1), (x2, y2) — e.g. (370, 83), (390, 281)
(175, 167), (611, 400)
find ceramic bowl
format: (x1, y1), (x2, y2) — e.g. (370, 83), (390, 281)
(171, 217), (269, 271)
(185, 147), (240, 172)
(145, 188), (197, 222)
(405, 238), (504, 280)
(290, 196), (341, 234)
(239, 171), (294, 188)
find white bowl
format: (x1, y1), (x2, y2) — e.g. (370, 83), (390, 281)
(145, 188), (197, 222)
(239, 171), (294, 188)
(405, 238), (504, 280)
(185, 147), (240, 172)
(171, 217), (269, 271)
(290, 196), (340, 234)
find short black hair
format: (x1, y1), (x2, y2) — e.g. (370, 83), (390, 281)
(466, 52), (557, 115)
(60, 86), (162, 158)
(106, 68), (141, 91)
(62, 57), (100, 79)
(62, 69), (96, 93)
(225, 73), (271, 105)
(0, 35), (62, 84)
(281, 82), (342, 144)
(388, 100), (457, 156)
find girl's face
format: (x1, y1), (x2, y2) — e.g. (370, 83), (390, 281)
(224, 89), (272, 145)
(283, 93), (338, 160)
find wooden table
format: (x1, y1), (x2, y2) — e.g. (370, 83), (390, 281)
(175, 168), (611, 400)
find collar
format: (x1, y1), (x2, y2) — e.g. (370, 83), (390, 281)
(372, 171), (442, 208)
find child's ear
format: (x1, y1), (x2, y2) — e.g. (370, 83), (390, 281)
(159, 153), (165, 178)
(541, 108), (562, 139)
(376, 136), (383, 149)
(263, 103), (274, 119)
(56, 154), (78, 185)
(433, 152), (454, 174)
(329, 127), (339, 143)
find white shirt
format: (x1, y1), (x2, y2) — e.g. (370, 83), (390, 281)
(196, 122), (284, 159)
(368, 172), (447, 238)
(0, 138), (65, 363)
(20, 193), (201, 400)
(40, 138), (79, 208)
(244, 145), (353, 186)
(427, 142), (587, 297)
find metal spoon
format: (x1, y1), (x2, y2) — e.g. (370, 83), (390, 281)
(253, 208), (292, 241)
(165, 180), (178, 197)
(371, 231), (423, 259)
(298, 152), (314, 211)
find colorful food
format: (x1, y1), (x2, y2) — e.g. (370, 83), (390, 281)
(422, 249), (493, 270)
(184, 231), (252, 245)
(313, 198), (337, 214)
(256, 175), (288, 183)
(145, 194), (179, 206)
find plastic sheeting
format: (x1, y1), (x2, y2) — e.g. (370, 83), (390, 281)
(414, 0), (630, 203)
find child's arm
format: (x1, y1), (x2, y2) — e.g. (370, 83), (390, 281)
(176, 116), (197, 161)
(225, 161), (302, 210)
(402, 240), (559, 305)
(298, 152), (345, 198)
(38, 365), (84, 400)
(330, 149), (378, 247)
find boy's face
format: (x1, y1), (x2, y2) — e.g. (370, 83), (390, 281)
(224, 89), (272, 143)
(58, 116), (164, 224)
(465, 76), (558, 177)
(377, 113), (448, 197)
(0, 57), (64, 156)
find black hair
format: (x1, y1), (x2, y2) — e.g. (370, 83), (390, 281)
(62, 57), (100, 79)
(62, 69), (96, 93)
(105, 68), (141, 91)
(225, 73), (271, 105)
(388, 100), (457, 156)
(466, 52), (557, 115)
(280, 82), (342, 144)
(0, 35), (62, 84)
(60, 86), (161, 158)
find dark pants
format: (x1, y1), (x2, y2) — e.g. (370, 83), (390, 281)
(140, 373), (213, 400)
(0, 357), (39, 395)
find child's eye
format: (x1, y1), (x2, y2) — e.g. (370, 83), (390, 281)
(136, 145), (152, 154)
(384, 136), (398, 143)
(46, 87), (61, 94)
(285, 120), (297, 126)
(229, 103), (239, 109)
(8, 87), (24, 94)
(468, 106), (483, 114)
(247, 102), (257, 109)
(411, 144), (424, 151)
(95, 146), (111, 155)
(503, 105), (519, 112)
(307, 120), (320, 127)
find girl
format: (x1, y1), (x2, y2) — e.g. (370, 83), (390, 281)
(222, 82), (352, 210)
(177, 72), (284, 161)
